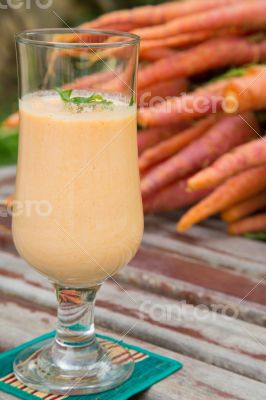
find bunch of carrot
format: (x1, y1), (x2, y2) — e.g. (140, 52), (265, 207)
(3, 0), (266, 237)
(132, 0), (266, 237)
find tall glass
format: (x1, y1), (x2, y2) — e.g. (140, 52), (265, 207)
(12, 29), (143, 394)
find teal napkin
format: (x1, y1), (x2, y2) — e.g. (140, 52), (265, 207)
(0, 331), (182, 400)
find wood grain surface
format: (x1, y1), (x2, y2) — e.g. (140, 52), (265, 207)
(1, 299), (266, 400)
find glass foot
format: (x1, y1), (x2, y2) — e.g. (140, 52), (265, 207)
(14, 337), (134, 395)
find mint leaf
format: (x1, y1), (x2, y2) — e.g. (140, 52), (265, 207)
(129, 96), (134, 106)
(70, 94), (112, 106)
(56, 87), (72, 102)
(56, 88), (113, 107)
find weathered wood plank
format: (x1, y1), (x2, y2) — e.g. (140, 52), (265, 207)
(1, 248), (266, 329)
(96, 287), (266, 384)
(1, 299), (266, 400)
(0, 227), (13, 253)
(144, 215), (266, 277)
(0, 167), (15, 246)
(117, 266), (266, 327)
(0, 222), (265, 321)
(0, 166), (16, 184)
(0, 166), (15, 213)
(162, 213), (266, 265)
(132, 246), (266, 305)
(0, 251), (265, 383)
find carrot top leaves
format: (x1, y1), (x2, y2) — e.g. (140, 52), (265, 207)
(209, 65), (254, 83)
(245, 232), (266, 241)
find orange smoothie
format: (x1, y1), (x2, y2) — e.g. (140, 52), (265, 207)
(12, 91), (143, 287)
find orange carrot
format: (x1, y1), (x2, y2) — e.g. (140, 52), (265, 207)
(91, 0), (242, 30)
(80, 19), (139, 31)
(228, 213), (266, 235)
(65, 70), (117, 90)
(194, 77), (235, 97)
(143, 178), (212, 214)
(177, 165), (266, 232)
(138, 78), (188, 107)
(53, 22), (136, 49)
(140, 30), (219, 53)
(2, 112), (19, 129)
(223, 66), (266, 114)
(139, 115), (217, 172)
(140, 47), (175, 62)
(133, 0), (266, 40)
(138, 68), (231, 128)
(138, 90), (222, 127)
(92, 23), (137, 32)
(139, 26), (250, 53)
(141, 113), (258, 198)
(138, 62), (266, 128)
(86, 63), (135, 96)
(188, 137), (266, 191)
(137, 124), (188, 154)
(138, 38), (266, 90)
(222, 191), (266, 222)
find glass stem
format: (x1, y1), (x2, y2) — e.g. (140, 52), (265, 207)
(52, 285), (103, 371)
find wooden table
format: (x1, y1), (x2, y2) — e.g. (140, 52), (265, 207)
(0, 165), (265, 400)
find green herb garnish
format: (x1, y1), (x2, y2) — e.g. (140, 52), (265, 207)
(55, 88), (113, 108)
(56, 88), (73, 102)
(129, 95), (134, 106)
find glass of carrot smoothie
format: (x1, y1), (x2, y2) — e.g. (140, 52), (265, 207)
(12, 29), (142, 394)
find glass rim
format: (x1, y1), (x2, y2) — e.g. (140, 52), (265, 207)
(15, 28), (140, 49)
